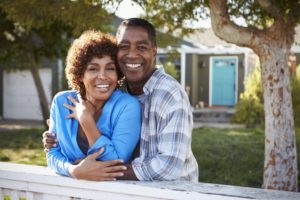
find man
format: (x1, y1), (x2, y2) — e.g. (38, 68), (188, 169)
(43, 18), (199, 182)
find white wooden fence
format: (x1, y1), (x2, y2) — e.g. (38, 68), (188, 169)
(0, 162), (299, 200)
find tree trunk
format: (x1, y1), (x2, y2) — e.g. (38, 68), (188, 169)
(260, 45), (298, 191)
(30, 66), (50, 128)
(208, 0), (298, 191)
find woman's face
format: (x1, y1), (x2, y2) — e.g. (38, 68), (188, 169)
(81, 56), (118, 106)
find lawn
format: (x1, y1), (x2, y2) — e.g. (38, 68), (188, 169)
(192, 127), (300, 188)
(0, 127), (299, 188)
(0, 128), (47, 166)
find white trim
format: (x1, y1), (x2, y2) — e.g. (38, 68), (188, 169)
(159, 46), (251, 55)
(209, 56), (239, 106)
(244, 52), (248, 80)
(209, 57), (213, 106)
(180, 52), (186, 89)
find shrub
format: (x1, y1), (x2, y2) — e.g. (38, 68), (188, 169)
(163, 61), (179, 80)
(232, 65), (300, 128)
(232, 66), (264, 127)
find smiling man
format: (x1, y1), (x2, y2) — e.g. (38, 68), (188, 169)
(44, 18), (199, 182)
(115, 18), (198, 181)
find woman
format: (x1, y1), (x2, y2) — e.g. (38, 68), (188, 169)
(47, 30), (141, 177)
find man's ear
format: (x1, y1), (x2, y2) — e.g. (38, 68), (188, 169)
(152, 46), (157, 57)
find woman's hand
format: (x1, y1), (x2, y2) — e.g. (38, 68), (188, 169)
(64, 96), (102, 146)
(64, 96), (95, 122)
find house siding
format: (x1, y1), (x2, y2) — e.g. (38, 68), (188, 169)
(0, 68), (3, 119)
(185, 53), (245, 107)
(3, 69), (52, 120)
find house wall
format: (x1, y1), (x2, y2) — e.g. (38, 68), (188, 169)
(0, 68), (3, 119)
(186, 53), (245, 107)
(185, 54), (193, 103)
(3, 69), (52, 120)
(295, 53), (300, 67)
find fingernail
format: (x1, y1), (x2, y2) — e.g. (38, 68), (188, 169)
(53, 144), (57, 147)
(119, 173), (124, 176)
(54, 139), (58, 142)
(122, 166), (127, 170)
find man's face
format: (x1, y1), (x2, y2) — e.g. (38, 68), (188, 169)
(117, 26), (157, 85)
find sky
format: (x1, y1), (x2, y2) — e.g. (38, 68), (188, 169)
(114, 0), (144, 19)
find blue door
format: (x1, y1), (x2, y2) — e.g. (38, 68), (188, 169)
(211, 57), (237, 106)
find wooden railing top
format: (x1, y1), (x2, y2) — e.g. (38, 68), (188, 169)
(0, 162), (299, 200)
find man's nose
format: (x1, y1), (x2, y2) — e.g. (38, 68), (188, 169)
(127, 47), (138, 58)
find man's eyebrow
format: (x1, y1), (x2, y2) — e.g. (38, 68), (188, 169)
(137, 40), (151, 45)
(118, 40), (151, 45)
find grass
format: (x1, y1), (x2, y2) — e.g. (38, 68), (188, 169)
(192, 127), (300, 188)
(0, 127), (299, 188)
(0, 128), (47, 166)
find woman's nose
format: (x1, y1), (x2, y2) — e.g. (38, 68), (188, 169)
(97, 72), (106, 79)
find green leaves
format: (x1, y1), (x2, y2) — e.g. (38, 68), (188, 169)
(133, 0), (300, 37)
(0, 0), (114, 70)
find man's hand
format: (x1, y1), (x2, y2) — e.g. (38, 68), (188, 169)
(42, 131), (57, 152)
(117, 163), (138, 180)
(69, 148), (127, 181)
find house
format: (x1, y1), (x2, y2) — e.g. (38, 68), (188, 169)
(157, 27), (300, 108)
(157, 28), (259, 108)
(0, 59), (61, 121)
(1, 26), (300, 121)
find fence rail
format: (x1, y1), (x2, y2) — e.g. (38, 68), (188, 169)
(0, 162), (299, 200)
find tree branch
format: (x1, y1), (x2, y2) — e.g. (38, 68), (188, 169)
(208, 0), (262, 48)
(257, 0), (282, 19)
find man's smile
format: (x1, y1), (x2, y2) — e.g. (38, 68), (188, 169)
(126, 63), (142, 69)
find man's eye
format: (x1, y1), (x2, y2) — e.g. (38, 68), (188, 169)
(139, 46), (148, 50)
(107, 66), (116, 70)
(118, 45), (128, 50)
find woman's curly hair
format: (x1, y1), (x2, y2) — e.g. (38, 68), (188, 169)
(65, 30), (122, 99)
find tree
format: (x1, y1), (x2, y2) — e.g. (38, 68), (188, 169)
(0, 0), (114, 127)
(132, 0), (300, 191)
(163, 61), (179, 80)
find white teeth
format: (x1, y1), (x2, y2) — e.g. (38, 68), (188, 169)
(126, 63), (141, 68)
(96, 84), (109, 88)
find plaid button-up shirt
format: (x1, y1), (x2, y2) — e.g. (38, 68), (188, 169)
(123, 67), (199, 182)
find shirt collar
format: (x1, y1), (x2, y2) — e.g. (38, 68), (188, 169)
(143, 66), (165, 95)
(121, 66), (165, 96)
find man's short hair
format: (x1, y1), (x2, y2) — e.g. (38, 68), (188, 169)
(116, 18), (157, 47)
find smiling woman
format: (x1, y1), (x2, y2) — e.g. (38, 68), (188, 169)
(46, 30), (142, 180)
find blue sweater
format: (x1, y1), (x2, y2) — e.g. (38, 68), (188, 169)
(47, 90), (141, 176)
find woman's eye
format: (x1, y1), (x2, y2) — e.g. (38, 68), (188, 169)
(87, 67), (97, 71)
(107, 66), (116, 70)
